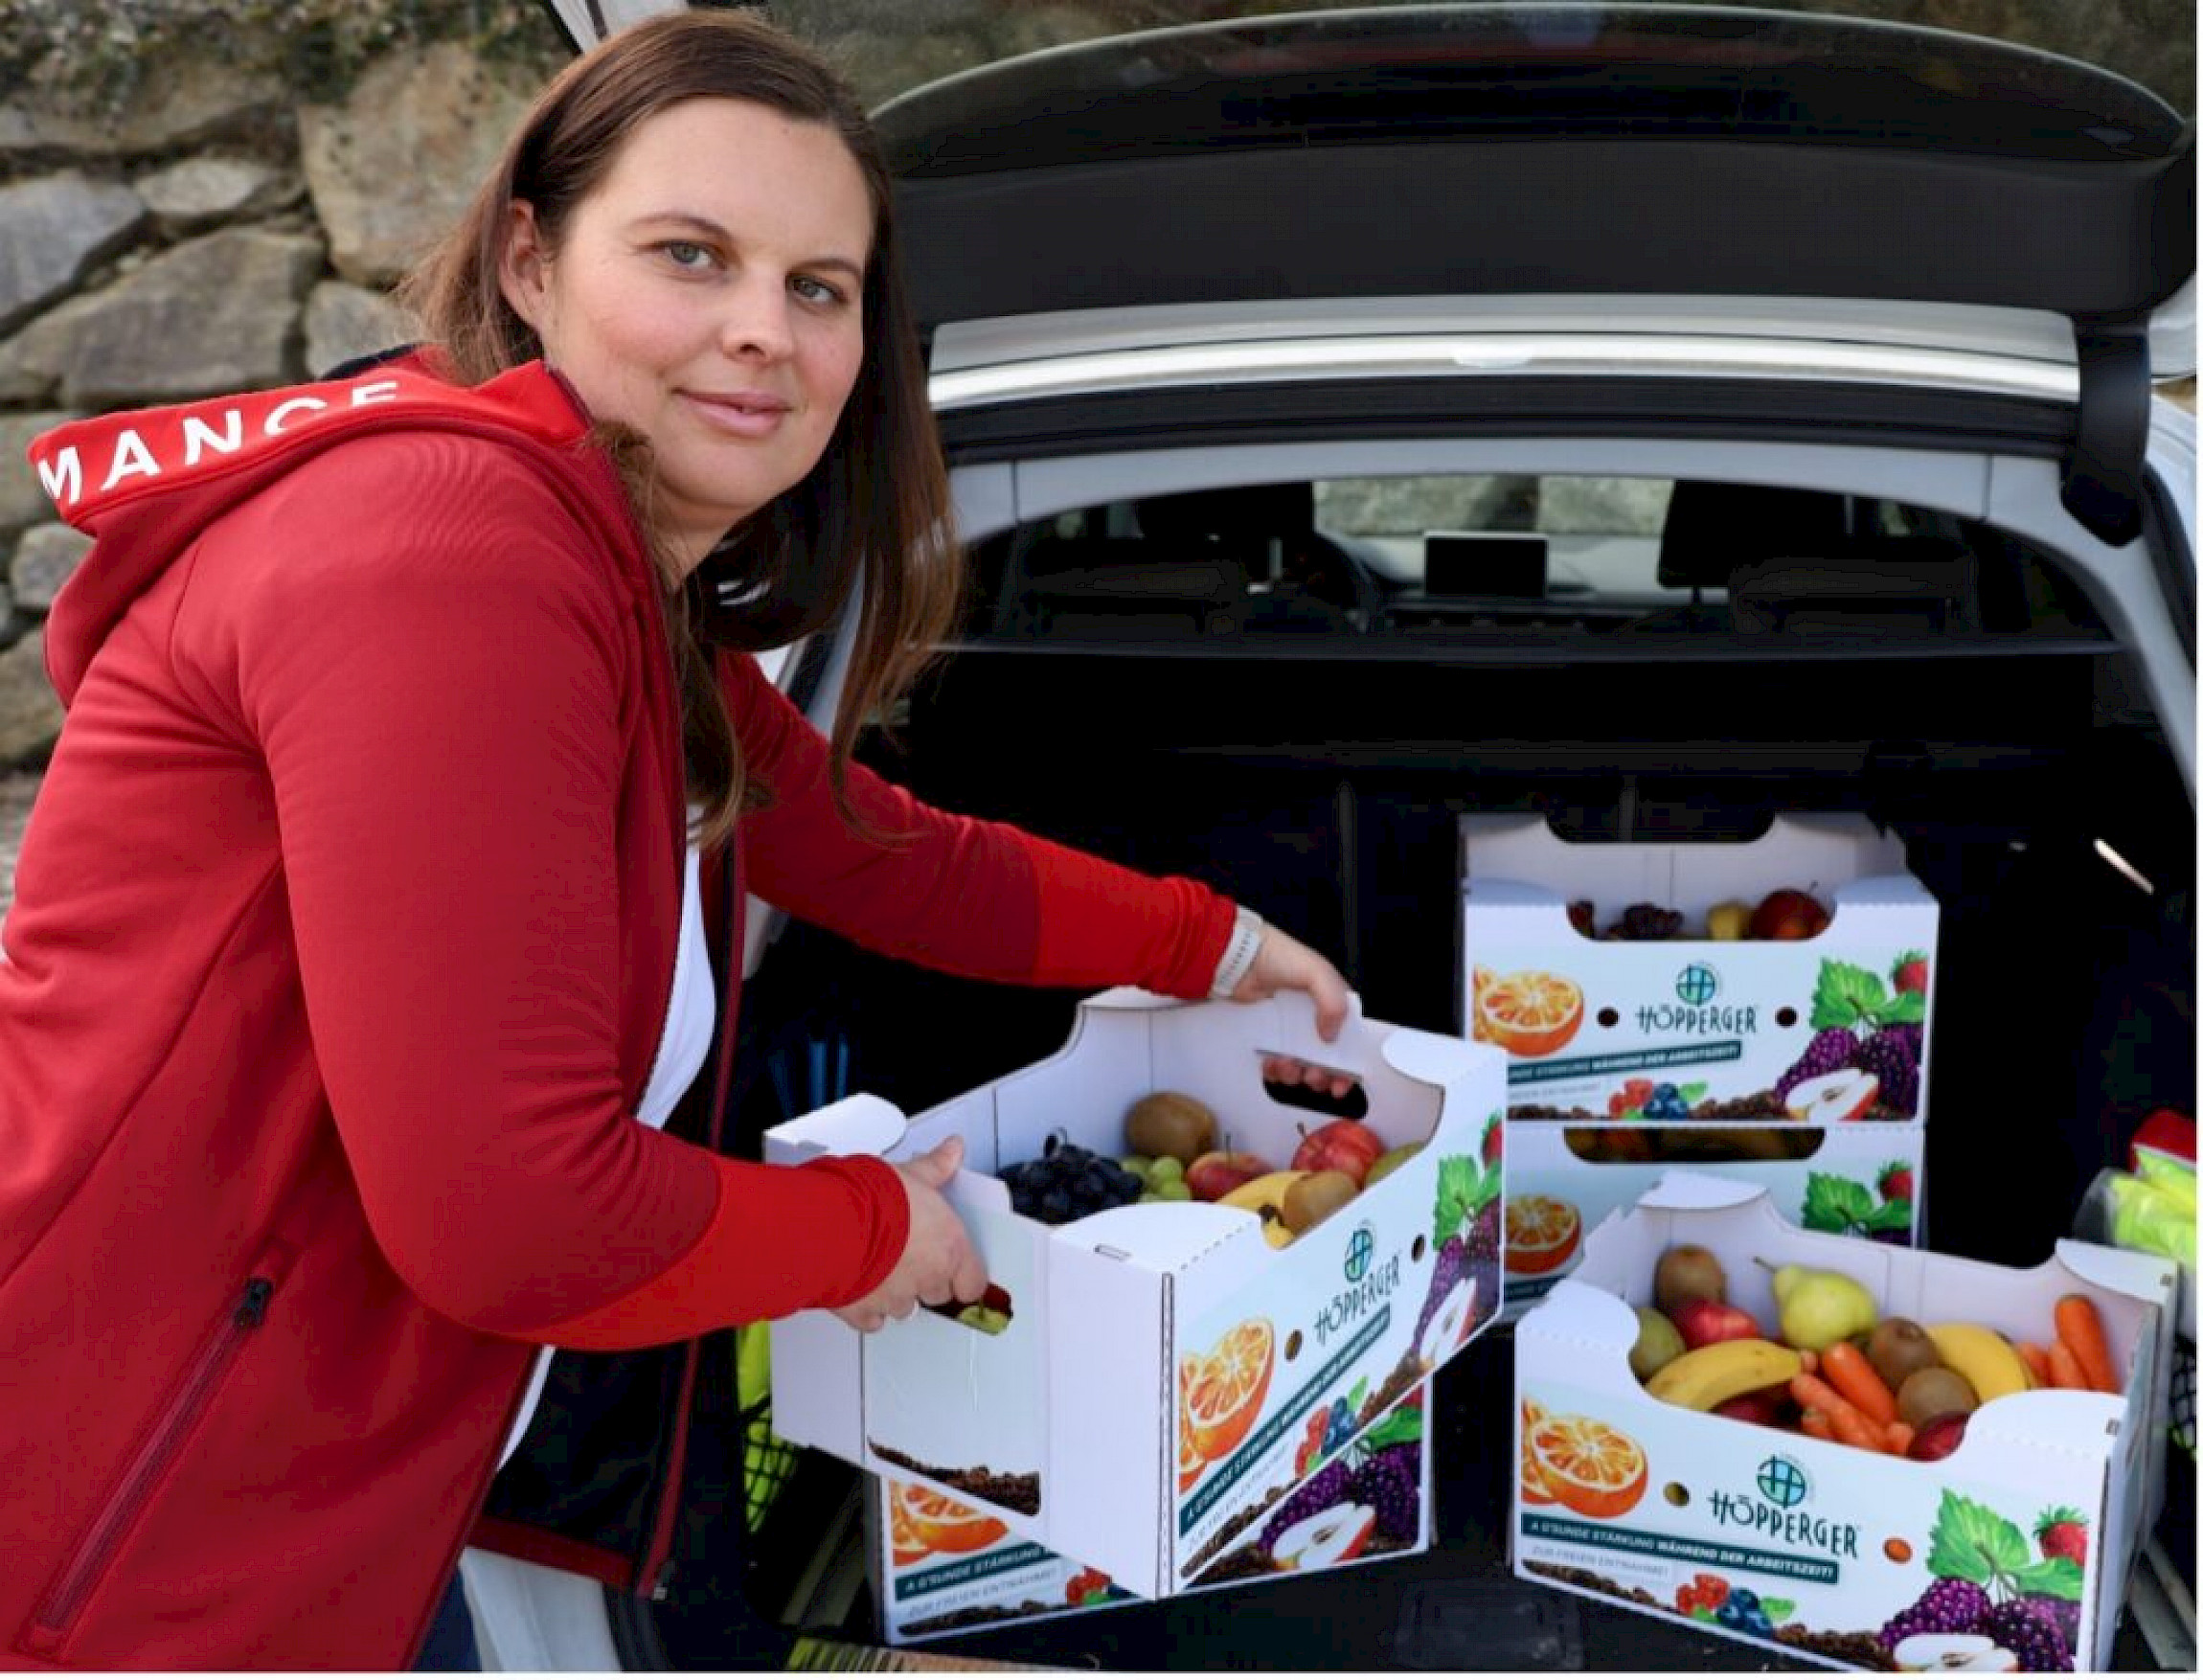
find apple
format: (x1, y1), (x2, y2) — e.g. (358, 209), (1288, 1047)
(1291, 1119), (1384, 1187)
(1748, 887), (1830, 942)
(1185, 1149), (1272, 1202)
(1711, 1384), (1790, 1428)
(1705, 900), (1753, 941)
(1669, 1296), (1765, 1350)
(1906, 1413), (1970, 1462)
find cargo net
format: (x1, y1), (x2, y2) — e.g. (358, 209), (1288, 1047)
(737, 1322), (800, 1530)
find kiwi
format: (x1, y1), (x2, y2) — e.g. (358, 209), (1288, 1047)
(1281, 1169), (1359, 1235)
(1124, 1091), (1217, 1165)
(1653, 1243), (1728, 1316)
(1867, 1317), (1943, 1393)
(1896, 1365), (1980, 1429)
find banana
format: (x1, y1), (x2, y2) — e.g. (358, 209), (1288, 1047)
(1217, 1169), (1309, 1213)
(1219, 1170), (1308, 1249)
(1924, 1324), (2033, 1402)
(1645, 1338), (1805, 1411)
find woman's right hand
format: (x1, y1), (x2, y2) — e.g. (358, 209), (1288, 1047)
(832, 1136), (988, 1333)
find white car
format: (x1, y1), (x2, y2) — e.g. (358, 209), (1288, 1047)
(469, 3), (2194, 1669)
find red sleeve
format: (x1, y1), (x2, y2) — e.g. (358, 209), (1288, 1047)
(728, 652), (1236, 996)
(192, 438), (898, 1345)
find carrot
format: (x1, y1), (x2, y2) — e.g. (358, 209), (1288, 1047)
(1790, 1372), (1893, 1452)
(2015, 1341), (2055, 1388)
(1885, 1419), (1915, 1456)
(1799, 1408), (1835, 1442)
(2046, 1338), (2091, 1391)
(1821, 1340), (1900, 1427)
(2055, 1294), (2121, 1393)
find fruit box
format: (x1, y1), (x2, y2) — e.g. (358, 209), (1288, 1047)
(1512, 1171), (2180, 1673)
(765, 989), (1505, 1600)
(1461, 813), (1940, 1310)
(874, 1380), (1432, 1646)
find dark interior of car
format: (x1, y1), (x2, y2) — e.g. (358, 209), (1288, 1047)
(691, 474), (2193, 1670)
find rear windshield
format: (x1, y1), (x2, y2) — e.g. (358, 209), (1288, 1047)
(963, 474), (2110, 642)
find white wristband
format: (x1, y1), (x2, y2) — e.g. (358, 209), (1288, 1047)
(1209, 905), (1265, 999)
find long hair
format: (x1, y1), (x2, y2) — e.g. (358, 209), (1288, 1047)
(399, 10), (959, 847)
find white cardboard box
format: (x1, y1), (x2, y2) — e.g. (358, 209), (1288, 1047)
(1463, 814), (1939, 1312)
(875, 1380), (1432, 1645)
(766, 990), (1505, 1599)
(1513, 1172), (2179, 1672)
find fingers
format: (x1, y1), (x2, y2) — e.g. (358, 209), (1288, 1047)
(951, 1246), (988, 1305)
(905, 1134), (965, 1188)
(1309, 964), (1351, 1042)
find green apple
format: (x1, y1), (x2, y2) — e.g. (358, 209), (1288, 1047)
(1363, 1142), (1422, 1188)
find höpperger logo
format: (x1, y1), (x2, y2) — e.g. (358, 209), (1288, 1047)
(1757, 1454), (1809, 1509)
(1675, 963), (1720, 1006)
(1343, 1222), (1374, 1283)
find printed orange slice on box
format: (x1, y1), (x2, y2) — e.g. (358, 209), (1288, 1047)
(1518, 1400), (1556, 1506)
(1525, 1414), (1648, 1520)
(1504, 1194), (1582, 1276)
(895, 1481), (1010, 1555)
(888, 1492), (931, 1565)
(1184, 1318), (1275, 1463)
(1473, 969), (1584, 1058)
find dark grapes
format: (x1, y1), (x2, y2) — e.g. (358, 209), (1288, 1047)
(1000, 1140), (1147, 1225)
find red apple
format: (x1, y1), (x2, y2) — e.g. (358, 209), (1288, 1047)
(1712, 1385), (1788, 1428)
(1291, 1119), (1384, 1187)
(1669, 1296), (1765, 1350)
(1905, 1413), (1970, 1462)
(1748, 888), (1831, 942)
(1185, 1149), (1272, 1202)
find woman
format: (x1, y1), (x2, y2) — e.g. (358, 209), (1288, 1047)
(1, 11), (1348, 1669)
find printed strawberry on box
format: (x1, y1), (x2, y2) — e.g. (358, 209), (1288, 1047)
(1513, 1171), (2179, 1672)
(764, 989), (1506, 1600)
(1460, 814), (1938, 1314)
(874, 1379), (1432, 1646)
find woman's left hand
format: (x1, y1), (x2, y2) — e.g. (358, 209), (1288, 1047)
(1226, 923), (1352, 1067)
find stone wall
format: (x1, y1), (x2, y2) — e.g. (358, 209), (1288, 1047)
(0, 0), (2192, 769)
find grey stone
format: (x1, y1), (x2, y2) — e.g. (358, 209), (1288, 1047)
(2, 57), (285, 156)
(303, 282), (417, 379)
(10, 524), (93, 613)
(0, 173), (149, 335)
(134, 156), (298, 232)
(1538, 477), (1674, 537)
(0, 414), (81, 534)
(0, 632), (63, 766)
(6, 230), (324, 407)
(0, 338), (57, 405)
(299, 42), (542, 286)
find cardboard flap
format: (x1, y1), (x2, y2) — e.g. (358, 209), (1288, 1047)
(2055, 1235), (2181, 1304)
(764, 1091), (911, 1161)
(1641, 1169), (1773, 1212)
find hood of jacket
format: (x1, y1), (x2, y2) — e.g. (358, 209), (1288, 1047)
(24, 355), (599, 705)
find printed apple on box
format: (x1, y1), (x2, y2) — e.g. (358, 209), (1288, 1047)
(763, 989), (1506, 1599)
(874, 1380), (1433, 1646)
(1460, 815), (1938, 1314)
(1513, 1172), (2178, 1672)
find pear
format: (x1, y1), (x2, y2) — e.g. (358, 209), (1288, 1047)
(1761, 1260), (1877, 1352)
(1627, 1306), (1688, 1382)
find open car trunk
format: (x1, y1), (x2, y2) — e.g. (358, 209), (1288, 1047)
(683, 465), (2194, 1671)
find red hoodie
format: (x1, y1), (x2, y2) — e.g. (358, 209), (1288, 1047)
(0, 359), (1232, 1669)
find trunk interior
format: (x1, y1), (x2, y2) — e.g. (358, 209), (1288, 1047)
(694, 479), (2194, 1670)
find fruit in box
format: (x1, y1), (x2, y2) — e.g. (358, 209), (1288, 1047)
(1868, 1316), (1942, 1391)
(1291, 1118), (1384, 1185)
(1652, 1243), (1728, 1316)
(1706, 899), (1753, 941)
(1185, 1148), (1272, 1202)
(1669, 1296), (1764, 1350)
(1626, 1307), (1687, 1382)
(1365, 1141), (1422, 1187)
(1124, 1091), (1216, 1164)
(1765, 1260), (1878, 1351)
(1923, 1323), (2034, 1402)
(1644, 1339), (1804, 1410)
(1896, 1367), (1979, 1427)
(1281, 1169), (1359, 1236)
(1749, 887), (1831, 941)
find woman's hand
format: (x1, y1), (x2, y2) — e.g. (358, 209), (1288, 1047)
(1225, 923), (1358, 1099)
(833, 1136), (989, 1334)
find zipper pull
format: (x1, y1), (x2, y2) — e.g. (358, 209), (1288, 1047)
(234, 1278), (274, 1328)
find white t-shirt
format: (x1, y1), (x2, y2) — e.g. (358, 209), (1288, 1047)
(498, 837), (717, 1465)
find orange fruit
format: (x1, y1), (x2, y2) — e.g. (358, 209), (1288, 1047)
(889, 1493), (931, 1565)
(1473, 969), (1585, 1058)
(1525, 1414), (1648, 1520)
(1504, 1194), (1582, 1276)
(1184, 1318), (1275, 1463)
(895, 1482), (1009, 1555)
(1518, 1401), (1556, 1506)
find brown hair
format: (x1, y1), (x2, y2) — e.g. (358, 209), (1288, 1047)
(400, 10), (959, 848)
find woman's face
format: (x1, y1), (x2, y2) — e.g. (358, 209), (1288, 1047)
(500, 98), (874, 568)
